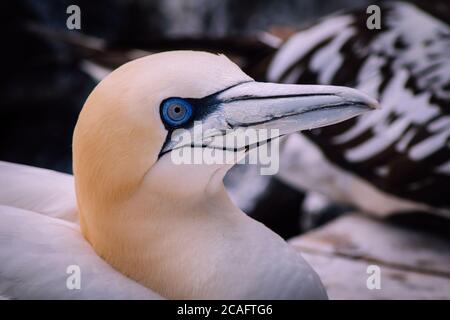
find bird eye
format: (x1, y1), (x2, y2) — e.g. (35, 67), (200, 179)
(161, 98), (193, 127)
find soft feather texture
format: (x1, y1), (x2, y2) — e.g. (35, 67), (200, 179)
(0, 161), (161, 299)
(0, 161), (78, 222)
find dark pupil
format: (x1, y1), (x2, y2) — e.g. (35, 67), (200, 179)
(169, 104), (185, 120)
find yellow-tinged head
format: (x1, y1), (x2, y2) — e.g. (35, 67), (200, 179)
(72, 51), (377, 298)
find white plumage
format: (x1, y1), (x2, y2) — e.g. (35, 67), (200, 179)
(0, 162), (161, 299)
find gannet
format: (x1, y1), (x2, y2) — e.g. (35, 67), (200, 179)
(0, 51), (377, 299)
(229, 2), (450, 227)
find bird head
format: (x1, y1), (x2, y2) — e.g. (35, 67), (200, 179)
(72, 50), (377, 259)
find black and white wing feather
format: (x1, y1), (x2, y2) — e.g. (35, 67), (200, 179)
(268, 2), (450, 216)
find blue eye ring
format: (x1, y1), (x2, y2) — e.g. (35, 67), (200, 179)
(161, 98), (193, 127)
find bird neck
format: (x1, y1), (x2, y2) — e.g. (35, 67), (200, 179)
(78, 160), (250, 298)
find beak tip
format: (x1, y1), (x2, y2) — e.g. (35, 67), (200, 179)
(363, 93), (380, 110)
(368, 99), (381, 110)
(348, 89), (380, 111)
(334, 87), (380, 111)
(359, 91), (379, 111)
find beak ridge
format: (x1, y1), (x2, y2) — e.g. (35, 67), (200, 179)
(216, 81), (379, 134)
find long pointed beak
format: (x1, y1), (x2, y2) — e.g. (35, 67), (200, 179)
(160, 81), (378, 155)
(216, 81), (378, 134)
